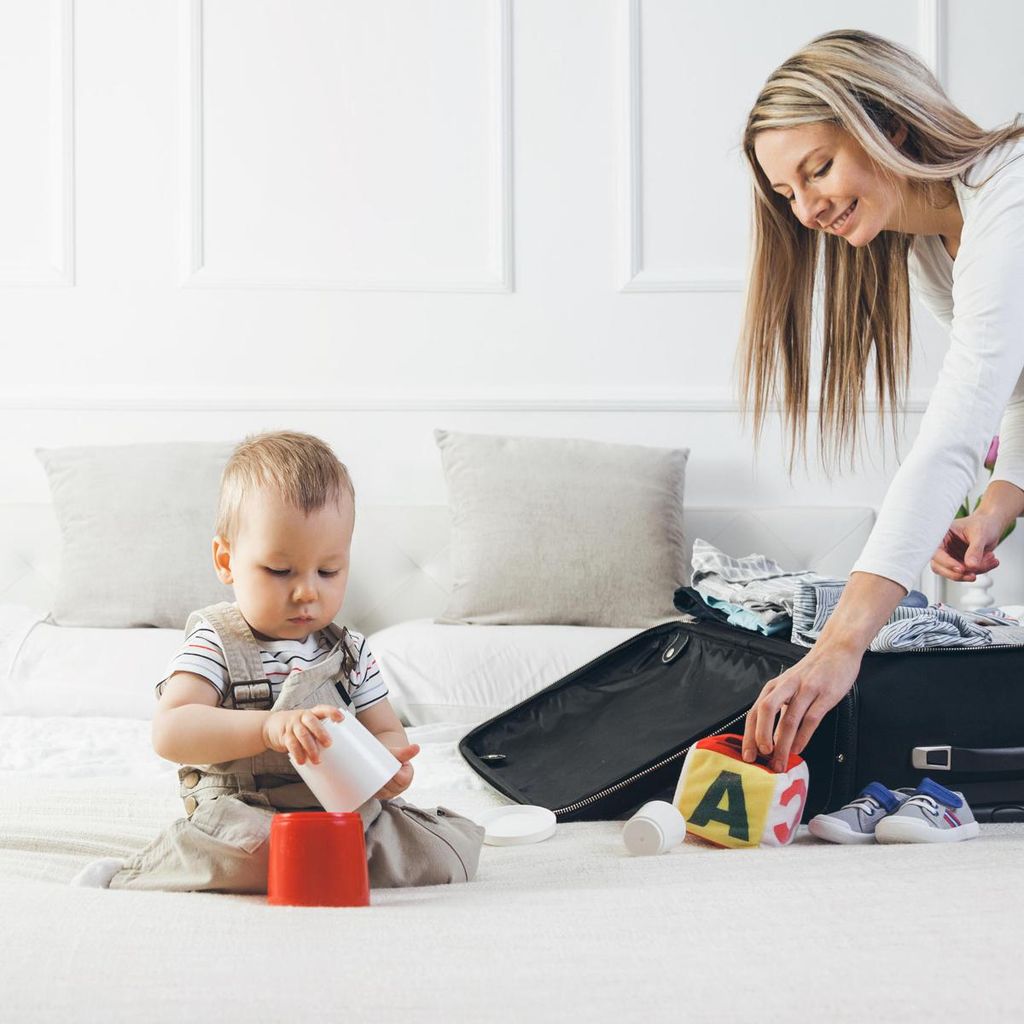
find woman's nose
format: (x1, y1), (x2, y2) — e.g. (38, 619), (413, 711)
(793, 188), (829, 230)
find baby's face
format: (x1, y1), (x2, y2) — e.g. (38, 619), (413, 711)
(213, 488), (355, 641)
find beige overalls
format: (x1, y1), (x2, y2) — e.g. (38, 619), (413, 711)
(109, 601), (484, 894)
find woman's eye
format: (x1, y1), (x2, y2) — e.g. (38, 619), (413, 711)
(814, 159), (833, 178)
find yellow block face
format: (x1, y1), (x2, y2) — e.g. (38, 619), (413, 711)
(675, 748), (777, 848)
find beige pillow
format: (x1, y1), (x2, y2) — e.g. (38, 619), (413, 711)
(434, 429), (689, 627)
(36, 442), (235, 628)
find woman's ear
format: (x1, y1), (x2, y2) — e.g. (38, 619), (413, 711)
(212, 535), (233, 584)
(889, 120), (909, 149)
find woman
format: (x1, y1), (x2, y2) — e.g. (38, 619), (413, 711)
(738, 29), (1024, 772)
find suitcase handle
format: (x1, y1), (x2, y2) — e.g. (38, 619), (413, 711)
(912, 745), (1024, 773)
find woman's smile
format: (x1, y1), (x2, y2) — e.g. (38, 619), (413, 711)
(827, 199), (858, 233)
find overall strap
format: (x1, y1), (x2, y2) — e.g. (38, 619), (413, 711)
(186, 602), (272, 709)
(324, 620), (360, 681)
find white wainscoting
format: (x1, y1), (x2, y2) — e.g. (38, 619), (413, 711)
(3, 2), (1024, 605)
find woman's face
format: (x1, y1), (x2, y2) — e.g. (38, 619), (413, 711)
(753, 122), (905, 245)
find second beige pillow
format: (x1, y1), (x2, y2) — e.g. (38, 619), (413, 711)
(434, 429), (689, 627)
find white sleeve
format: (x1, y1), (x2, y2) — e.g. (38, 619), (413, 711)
(851, 165), (1024, 592)
(990, 384), (1024, 492)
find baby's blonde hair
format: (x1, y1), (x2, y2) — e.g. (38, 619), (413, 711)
(215, 431), (356, 541)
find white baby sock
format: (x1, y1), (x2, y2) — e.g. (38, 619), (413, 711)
(69, 857), (125, 889)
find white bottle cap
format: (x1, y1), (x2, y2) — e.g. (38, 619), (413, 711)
(478, 805), (557, 846)
(623, 800), (687, 855)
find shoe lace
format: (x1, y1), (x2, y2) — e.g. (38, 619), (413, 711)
(907, 794), (942, 816)
(847, 796), (879, 816)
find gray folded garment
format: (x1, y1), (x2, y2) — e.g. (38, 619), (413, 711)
(693, 538), (1024, 652)
(792, 580), (1024, 652)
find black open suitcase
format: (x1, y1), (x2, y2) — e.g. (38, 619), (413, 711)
(459, 588), (1024, 824)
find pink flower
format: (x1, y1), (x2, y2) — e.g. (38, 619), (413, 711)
(985, 435), (1000, 472)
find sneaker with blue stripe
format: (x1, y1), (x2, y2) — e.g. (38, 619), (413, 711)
(808, 781), (913, 844)
(874, 777), (979, 844)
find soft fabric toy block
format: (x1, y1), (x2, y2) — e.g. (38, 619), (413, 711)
(672, 733), (809, 848)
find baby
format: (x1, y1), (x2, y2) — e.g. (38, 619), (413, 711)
(71, 430), (483, 892)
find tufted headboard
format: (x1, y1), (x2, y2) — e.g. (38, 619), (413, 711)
(0, 501), (876, 635)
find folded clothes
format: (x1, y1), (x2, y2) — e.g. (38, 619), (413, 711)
(691, 538), (1024, 652)
(700, 594), (791, 637)
(689, 538), (842, 634)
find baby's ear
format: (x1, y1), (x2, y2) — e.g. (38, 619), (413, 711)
(211, 534), (233, 583)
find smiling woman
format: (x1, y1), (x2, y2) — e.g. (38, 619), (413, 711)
(733, 29), (1024, 772)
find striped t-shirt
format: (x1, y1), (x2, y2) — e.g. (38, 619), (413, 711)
(155, 618), (388, 713)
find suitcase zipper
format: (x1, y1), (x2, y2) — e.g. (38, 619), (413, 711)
(552, 706), (752, 818)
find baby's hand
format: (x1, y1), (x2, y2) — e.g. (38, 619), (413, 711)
(374, 743), (421, 800)
(262, 704), (344, 765)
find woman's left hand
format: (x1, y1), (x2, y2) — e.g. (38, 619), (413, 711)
(930, 510), (1002, 582)
(741, 641), (863, 772)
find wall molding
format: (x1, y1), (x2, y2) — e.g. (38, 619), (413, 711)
(0, 0), (75, 288)
(917, 0), (946, 86)
(620, 0), (949, 292)
(178, 0), (513, 293)
(0, 391), (932, 413)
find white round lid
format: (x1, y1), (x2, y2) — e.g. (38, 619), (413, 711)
(479, 805), (557, 846)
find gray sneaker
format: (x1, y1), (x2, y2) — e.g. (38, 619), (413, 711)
(808, 782), (914, 844)
(874, 777), (979, 844)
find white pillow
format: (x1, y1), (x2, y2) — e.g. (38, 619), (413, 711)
(36, 442), (235, 628)
(367, 618), (642, 726)
(434, 429), (689, 627)
(0, 605), (181, 719)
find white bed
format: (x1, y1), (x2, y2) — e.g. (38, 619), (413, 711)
(2, 501), (1022, 1023)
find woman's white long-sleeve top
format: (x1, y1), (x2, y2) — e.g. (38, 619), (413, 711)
(851, 138), (1024, 593)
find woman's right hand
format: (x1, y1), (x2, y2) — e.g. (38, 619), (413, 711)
(261, 705), (344, 765)
(741, 640), (863, 772)
(930, 511), (1003, 582)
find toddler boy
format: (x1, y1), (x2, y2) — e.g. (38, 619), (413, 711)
(71, 430), (483, 892)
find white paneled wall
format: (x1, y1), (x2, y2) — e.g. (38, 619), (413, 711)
(1, 1), (1023, 602)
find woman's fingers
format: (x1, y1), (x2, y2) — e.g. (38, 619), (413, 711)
(932, 546), (968, 575)
(790, 695), (829, 758)
(752, 675), (797, 756)
(741, 704), (760, 763)
(769, 689), (818, 771)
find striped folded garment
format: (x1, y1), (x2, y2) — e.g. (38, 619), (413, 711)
(793, 581), (1024, 652)
(692, 538), (1024, 652)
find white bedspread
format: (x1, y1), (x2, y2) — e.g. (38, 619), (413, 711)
(2, 715), (1023, 1023)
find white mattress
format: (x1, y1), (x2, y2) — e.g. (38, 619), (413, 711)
(3, 603), (1024, 1021)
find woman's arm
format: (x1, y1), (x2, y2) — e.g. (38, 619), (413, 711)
(741, 572), (905, 771)
(932, 478), (1024, 581)
(852, 163), (1024, 593)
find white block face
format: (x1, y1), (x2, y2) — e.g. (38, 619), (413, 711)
(761, 761), (811, 847)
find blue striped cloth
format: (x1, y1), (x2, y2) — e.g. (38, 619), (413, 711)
(693, 538), (1024, 652)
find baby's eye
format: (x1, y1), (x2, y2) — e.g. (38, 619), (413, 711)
(264, 567), (341, 577)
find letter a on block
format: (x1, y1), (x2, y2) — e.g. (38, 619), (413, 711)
(673, 735), (778, 848)
(689, 770), (749, 842)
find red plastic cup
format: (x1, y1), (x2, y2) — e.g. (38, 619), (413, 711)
(267, 811), (370, 907)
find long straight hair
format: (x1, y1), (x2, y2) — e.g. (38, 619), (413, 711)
(740, 29), (1024, 470)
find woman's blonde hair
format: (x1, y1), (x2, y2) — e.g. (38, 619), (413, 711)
(740, 28), (1024, 469)
(215, 431), (355, 540)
